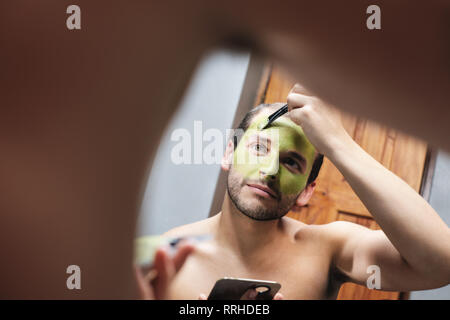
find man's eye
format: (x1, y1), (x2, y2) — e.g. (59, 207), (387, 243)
(252, 143), (268, 153)
(284, 158), (301, 171)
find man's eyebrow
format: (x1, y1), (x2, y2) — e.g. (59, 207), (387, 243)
(248, 134), (271, 144)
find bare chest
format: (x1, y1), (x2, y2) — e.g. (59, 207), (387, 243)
(168, 243), (337, 300)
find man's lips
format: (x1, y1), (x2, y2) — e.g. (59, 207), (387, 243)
(246, 183), (278, 199)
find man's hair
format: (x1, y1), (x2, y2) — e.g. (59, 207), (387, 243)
(233, 103), (324, 185)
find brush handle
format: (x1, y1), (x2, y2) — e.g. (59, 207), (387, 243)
(262, 103), (288, 129)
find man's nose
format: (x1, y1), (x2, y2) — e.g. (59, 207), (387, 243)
(259, 160), (279, 180)
(259, 170), (277, 181)
(259, 154), (279, 175)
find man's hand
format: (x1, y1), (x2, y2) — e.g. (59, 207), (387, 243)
(134, 241), (195, 300)
(286, 83), (351, 156)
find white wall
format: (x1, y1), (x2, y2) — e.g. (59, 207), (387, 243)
(410, 151), (450, 299)
(137, 49), (250, 236)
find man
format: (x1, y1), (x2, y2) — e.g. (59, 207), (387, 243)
(139, 85), (450, 299)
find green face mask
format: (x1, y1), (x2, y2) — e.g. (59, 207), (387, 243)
(233, 113), (316, 196)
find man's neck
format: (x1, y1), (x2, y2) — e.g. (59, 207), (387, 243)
(214, 192), (287, 258)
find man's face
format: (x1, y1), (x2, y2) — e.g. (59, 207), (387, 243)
(227, 111), (316, 220)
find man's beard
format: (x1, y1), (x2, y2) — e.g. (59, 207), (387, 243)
(226, 168), (299, 221)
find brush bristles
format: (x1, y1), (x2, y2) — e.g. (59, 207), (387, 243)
(258, 118), (269, 131)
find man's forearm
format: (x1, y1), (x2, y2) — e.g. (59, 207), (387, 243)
(327, 136), (450, 280)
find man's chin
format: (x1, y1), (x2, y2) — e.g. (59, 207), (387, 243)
(242, 213), (282, 221)
(227, 183), (285, 220)
(238, 202), (282, 221)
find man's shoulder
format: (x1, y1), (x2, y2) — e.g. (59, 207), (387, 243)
(314, 220), (371, 239)
(163, 215), (217, 238)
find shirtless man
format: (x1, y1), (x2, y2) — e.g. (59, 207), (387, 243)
(145, 85), (450, 299)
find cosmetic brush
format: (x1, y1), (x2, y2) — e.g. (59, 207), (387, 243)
(257, 103), (289, 130)
(134, 234), (213, 268)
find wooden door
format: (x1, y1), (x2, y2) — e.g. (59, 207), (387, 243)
(256, 65), (430, 300)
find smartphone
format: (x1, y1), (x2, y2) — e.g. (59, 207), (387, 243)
(208, 277), (281, 300)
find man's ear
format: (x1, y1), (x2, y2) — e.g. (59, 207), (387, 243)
(292, 182), (316, 211)
(221, 139), (234, 171)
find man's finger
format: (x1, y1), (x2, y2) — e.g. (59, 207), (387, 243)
(286, 92), (311, 112)
(173, 241), (195, 272)
(134, 265), (155, 300)
(153, 247), (176, 299)
(289, 83), (313, 96)
(273, 292), (284, 300)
